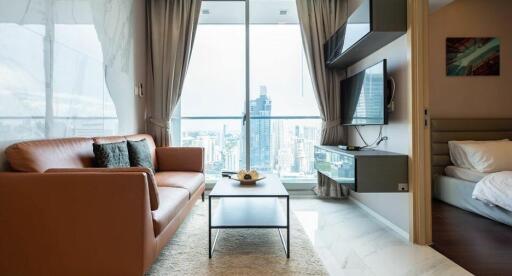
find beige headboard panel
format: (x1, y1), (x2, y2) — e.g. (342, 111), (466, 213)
(431, 119), (512, 176)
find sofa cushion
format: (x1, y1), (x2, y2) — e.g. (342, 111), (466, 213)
(152, 187), (188, 236)
(93, 141), (131, 168)
(127, 139), (155, 172)
(5, 137), (95, 172)
(126, 134), (157, 170)
(155, 172), (205, 198)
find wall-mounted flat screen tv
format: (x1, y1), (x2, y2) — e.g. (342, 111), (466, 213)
(341, 59), (388, 126)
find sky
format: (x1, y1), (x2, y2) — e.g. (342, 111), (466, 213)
(179, 24), (320, 121)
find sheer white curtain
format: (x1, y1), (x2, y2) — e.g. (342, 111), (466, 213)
(0, 0), (134, 141)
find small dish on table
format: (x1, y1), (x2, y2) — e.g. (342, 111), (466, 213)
(230, 170), (265, 185)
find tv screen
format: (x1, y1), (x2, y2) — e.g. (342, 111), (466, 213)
(341, 60), (388, 126)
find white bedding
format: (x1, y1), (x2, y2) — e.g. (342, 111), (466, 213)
(458, 140), (512, 172)
(445, 166), (489, 182)
(472, 171), (512, 212)
(448, 139), (509, 170)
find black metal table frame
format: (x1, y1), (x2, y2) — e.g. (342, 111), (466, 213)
(208, 194), (290, 258)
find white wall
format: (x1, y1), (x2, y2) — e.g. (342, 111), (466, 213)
(346, 35), (411, 234)
(133, 0), (147, 133)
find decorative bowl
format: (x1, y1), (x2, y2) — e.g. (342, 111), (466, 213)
(230, 174), (266, 185)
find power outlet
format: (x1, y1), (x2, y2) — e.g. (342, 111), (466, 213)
(398, 183), (408, 192)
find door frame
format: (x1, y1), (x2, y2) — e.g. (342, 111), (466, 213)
(408, 0), (432, 245)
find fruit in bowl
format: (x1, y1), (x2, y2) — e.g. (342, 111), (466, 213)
(233, 169), (265, 184)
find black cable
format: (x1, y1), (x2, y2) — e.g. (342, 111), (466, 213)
(364, 126), (384, 149)
(357, 125), (384, 149)
(354, 126), (369, 146)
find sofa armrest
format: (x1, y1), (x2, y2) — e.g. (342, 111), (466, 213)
(45, 167), (159, 210)
(0, 172), (156, 275)
(156, 147), (204, 172)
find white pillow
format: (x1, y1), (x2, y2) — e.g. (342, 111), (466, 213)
(448, 140), (509, 169)
(458, 140), (512, 172)
(444, 165), (489, 182)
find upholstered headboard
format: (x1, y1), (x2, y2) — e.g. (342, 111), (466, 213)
(431, 118), (512, 176)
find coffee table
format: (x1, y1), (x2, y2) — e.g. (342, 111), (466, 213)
(208, 175), (290, 258)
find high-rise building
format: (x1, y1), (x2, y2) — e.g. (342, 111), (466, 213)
(293, 126), (307, 173)
(250, 86), (272, 172)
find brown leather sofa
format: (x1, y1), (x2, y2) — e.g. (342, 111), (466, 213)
(0, 134), (205, 276)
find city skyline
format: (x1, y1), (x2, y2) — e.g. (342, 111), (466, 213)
(180, 86), (320, 181)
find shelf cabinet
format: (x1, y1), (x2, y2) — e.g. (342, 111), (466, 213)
(324, 0), (407, 69)
(314, 145), (408, 193)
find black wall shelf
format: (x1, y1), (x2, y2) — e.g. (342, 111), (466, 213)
(324, 0), (407, 69)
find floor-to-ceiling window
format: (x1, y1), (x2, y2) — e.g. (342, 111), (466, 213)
(174, 0), (321, 183)
(0, 0), (134, 141)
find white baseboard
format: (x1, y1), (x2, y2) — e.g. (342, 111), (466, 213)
(349, 196), (410, 241)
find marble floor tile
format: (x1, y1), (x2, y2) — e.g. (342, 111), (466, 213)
(291, 198), (471, 276)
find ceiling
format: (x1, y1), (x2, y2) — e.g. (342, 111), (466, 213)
(0, 0), (457, 25)
(199, 0), (299, 24)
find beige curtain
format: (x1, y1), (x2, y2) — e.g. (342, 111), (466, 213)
(146, 0), (202, 146)
(296, 0), (349, 198)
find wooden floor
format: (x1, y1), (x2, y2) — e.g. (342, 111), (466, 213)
(431, 200), (512, 275)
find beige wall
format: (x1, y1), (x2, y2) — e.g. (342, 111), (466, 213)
(133, 0), (147, 133)
(429, 0), (512, 118)
(346, 34), (412, 234)
(332, 0), (412, 235)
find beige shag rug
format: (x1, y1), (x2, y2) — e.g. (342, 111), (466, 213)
(147, 201), (327, 276)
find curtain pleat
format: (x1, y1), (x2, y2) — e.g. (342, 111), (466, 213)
(146, 0), (202, 147)
(296, 0), (350, 199)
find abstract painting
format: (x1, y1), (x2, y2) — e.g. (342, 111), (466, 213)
(446, 37), (500, 76)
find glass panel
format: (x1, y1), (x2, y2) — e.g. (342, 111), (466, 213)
(178, 0), (321, 183)
(250, 118), (321, 181)
(0, 0), (131, 142)
(0, 24), (46, 140)
(249, 0), (320, 182)
(180, 1), (245, 117)
(52, 24), (118, 137)
(180, 119), (245, 182)
(314, 147), (355, 188)
(176, 1), (246, 181)
(249, 18), (318, 116)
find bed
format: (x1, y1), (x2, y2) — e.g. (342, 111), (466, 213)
(431, 118), (512, 226)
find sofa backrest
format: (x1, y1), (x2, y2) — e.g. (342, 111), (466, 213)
(6, 134), (157, 172)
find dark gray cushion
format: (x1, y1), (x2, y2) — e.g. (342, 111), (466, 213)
(127, 139), (154, 172)
(93, 141), (130, 168)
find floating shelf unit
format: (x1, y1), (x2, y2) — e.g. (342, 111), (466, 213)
(324, 0), (407, 69)
(314, 145), (408, 193)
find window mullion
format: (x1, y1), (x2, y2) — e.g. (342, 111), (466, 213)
(43, 2), (55, 138)
(244, 0), (251, 170)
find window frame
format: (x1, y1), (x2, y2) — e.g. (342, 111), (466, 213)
(175, 0), (321, 184)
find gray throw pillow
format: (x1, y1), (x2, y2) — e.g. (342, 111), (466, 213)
(127, 139), (154, 172)
(93, 141), (130, 168)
